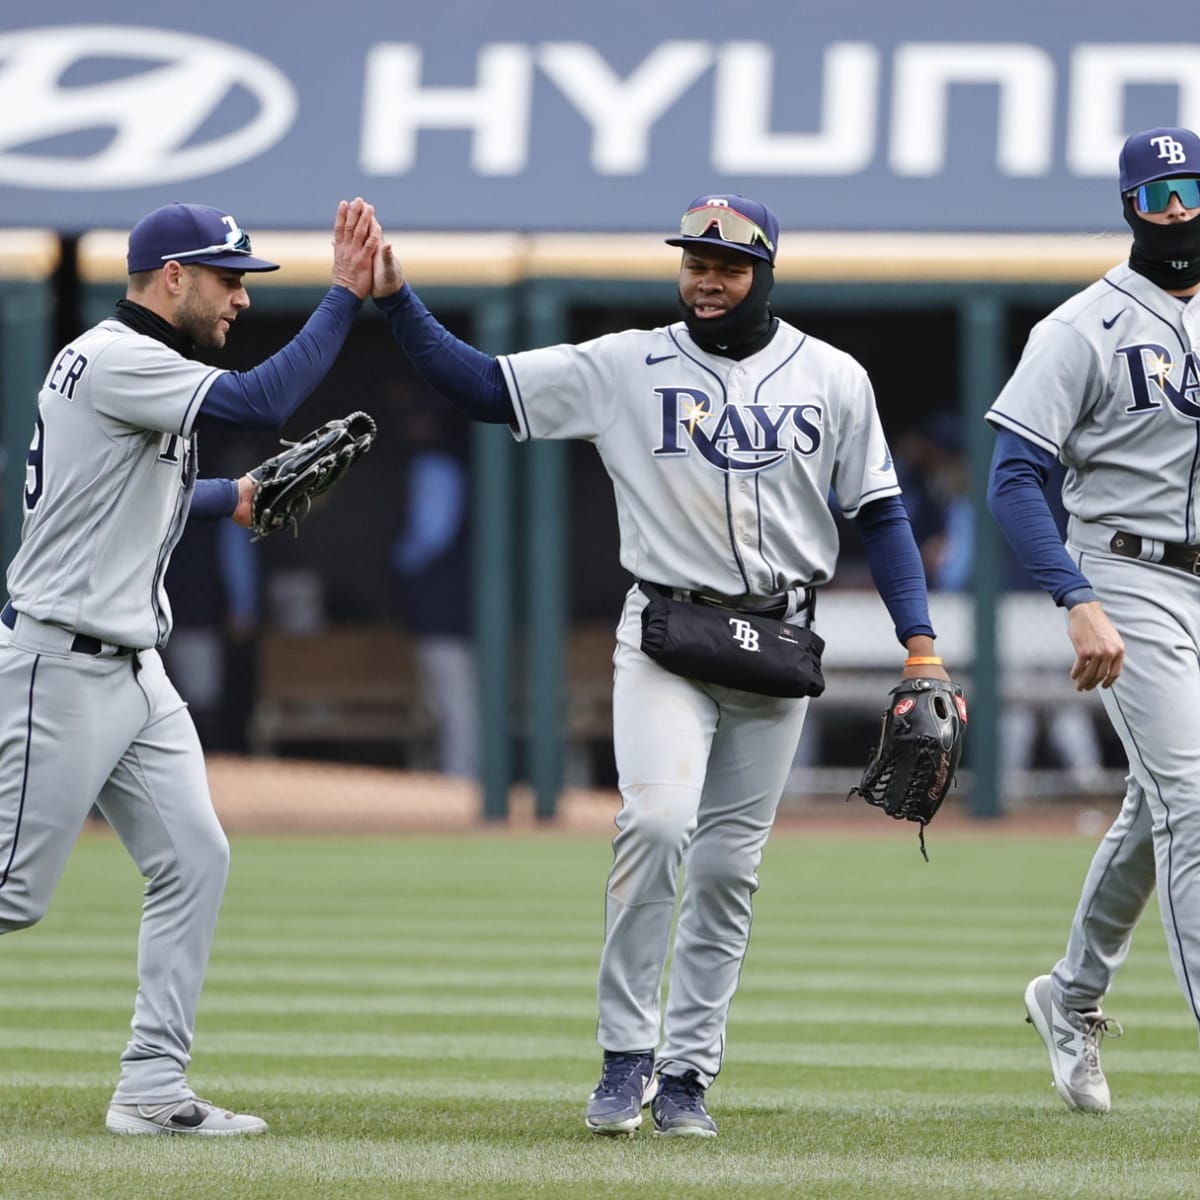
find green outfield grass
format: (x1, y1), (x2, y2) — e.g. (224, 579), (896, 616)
(0, 822), (1196, 1199)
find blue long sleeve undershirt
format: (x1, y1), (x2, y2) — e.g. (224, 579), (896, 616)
(190, 477), (238, 519)
(373, 286), (513, 422)
(985, 428), (1095, 607)
(197, 286), (363, 429)
(854, 495), (936, 644)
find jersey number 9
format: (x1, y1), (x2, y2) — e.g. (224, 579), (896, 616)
(24, 417), (43, 511)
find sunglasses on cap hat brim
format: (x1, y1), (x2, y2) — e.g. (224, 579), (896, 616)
(1129, 177), (1200, 213)
(158, 225), (254, 262)
(677, 204), (774, 255)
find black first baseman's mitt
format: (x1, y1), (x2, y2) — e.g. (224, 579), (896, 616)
(848, 677), (968, 859)
(248, 411), (377, 540)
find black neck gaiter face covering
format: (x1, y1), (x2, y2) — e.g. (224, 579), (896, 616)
(677, 259), (778, 360)
(113, 298), (196, 357)
(1123, 195), (1200, 290)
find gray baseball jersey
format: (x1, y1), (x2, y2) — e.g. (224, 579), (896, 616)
(8, 320), (226, 649)
(988, 260), (1200, 1033)
(500, 319), (899, 594)
(502, 317), (900, 1087)
(0, 318), (231, 1108)
(988, 261), (1200, 544)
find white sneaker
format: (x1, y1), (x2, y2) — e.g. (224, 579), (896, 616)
(1023, 974), (1122, 1112)
(106, 1097), (268, 1136)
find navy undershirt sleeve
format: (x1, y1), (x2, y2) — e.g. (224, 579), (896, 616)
(190, 477), (238, 519)
(374, 285), (513, 423)
(986, 428), (1093, 605)
(197, 286), (362, 430)
(853, 495), (936, 644)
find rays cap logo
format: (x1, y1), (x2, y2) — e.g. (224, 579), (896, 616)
(0, 25), (297, 189)
(127, 204), (279, 273)
(1118, 126), (1200, 193)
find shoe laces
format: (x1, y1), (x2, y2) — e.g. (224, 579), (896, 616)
(660, 1071), (707, 1111)
(1078, 1012), (1123, 1072)
(598, 1052), (651, 1092)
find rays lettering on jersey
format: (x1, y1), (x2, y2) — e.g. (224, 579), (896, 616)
(1118, 343), (1200, 419)
(652, 387), (822, 471)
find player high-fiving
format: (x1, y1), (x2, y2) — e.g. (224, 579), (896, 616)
(0, 197), (378, 1136)
(370, 193), (945, 1138)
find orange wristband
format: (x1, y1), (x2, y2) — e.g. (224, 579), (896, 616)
(905, 656), (944, 666)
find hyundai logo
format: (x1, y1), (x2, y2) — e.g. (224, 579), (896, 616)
(0, 25), (297, 188)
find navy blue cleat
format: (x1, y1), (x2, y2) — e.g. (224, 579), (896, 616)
(585, 1050), (657, 1136)
(651, 1070), (718, 1138)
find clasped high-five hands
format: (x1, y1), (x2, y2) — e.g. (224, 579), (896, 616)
(372, 235), (403, 299)
(327, 196), (403, 300)
(330, 198), (382, 300)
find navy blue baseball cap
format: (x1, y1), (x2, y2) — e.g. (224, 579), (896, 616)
(665, 193), (779, 265)
(126, 203), (279, 273)
(1118, 127), (1200, 193)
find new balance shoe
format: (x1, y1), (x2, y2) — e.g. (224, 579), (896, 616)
(585, 1050), (657, 1136)
(651, 1070), (718, 1137)
(1024, 974), (1123, 1112)
(106, 1097), (268, 1136)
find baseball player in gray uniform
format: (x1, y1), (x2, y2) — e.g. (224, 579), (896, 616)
(0, 198), (379, 1134)
(370, 194), (948, 1136)
(987, 126), (1200, 1113)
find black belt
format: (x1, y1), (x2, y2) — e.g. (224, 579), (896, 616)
(640, 581), (811, 621)
(1, 603), (134, 656)
(1109, 532), (1200, 576)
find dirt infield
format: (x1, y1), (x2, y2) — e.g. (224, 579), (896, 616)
(205, 754), (1110, 837)
(204, 754), (618, 833)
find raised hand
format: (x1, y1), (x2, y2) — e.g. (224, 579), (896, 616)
(330, 198), (381, 299)
(373, 239), (403, 299)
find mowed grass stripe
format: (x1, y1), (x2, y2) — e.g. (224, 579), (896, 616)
(0, 1026), (1191, 1076)
(6, 1066), (1196, 1111)
(3, 829), (1199, 1200)
(4, 986), (1196, 1036)
(4, 935), (1087, 972)
(4, 1126), (1200, 1200)
(0, 967), (1175, 1004)
(11, 917), (1107, 957)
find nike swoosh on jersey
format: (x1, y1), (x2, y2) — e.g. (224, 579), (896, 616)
(1102, 310), (1126, 329)
(645, 353), (677, 365)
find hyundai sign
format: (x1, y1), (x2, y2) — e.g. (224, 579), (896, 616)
(0, 0), (1197, 234)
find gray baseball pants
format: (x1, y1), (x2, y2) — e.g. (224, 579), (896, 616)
(1051, 544), (1200, 1028)
(0, 612), (229, 1104)
(598, 585), (809, 1085)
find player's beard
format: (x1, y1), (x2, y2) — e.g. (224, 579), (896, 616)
(175, 297), (226, 350)
(678, 259), (777, 360)
(1123, 196), (1200, 289)
(174, 272), (229, 351)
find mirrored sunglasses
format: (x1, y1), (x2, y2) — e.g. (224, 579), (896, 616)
(1131, 178), (1200, 213)
(678, 205), (774, 254)
(159, 226), (254, 262)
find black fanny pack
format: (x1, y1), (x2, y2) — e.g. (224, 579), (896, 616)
(638, 582), (825, 698)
